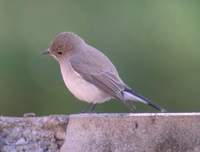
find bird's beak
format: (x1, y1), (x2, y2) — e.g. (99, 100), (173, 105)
(42, 49), (50, 55)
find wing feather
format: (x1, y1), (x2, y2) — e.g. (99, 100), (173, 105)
(69, 53), (126, 100)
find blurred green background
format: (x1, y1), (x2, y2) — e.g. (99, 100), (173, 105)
(0, 1), (200, 116)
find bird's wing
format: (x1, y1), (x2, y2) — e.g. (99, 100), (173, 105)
(69, 51), (127, 100)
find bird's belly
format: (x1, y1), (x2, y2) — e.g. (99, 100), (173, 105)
(60, 63), (111, 103)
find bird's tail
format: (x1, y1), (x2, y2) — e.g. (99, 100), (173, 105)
(122, 88), (166, 112)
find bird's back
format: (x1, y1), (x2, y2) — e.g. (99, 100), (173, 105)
(75, 44), (120, 77)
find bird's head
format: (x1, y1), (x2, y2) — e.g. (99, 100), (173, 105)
(43, 32), (84, 60)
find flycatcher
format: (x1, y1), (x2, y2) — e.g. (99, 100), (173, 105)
(43, 32), (166, 112)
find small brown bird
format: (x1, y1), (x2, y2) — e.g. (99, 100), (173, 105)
(43, 32), (166, 112)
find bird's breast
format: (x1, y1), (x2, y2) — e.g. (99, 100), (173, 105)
(60, 61), (111, 103)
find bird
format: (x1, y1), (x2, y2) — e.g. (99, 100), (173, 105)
(43, 32), (166, 112)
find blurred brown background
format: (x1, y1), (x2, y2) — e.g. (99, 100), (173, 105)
(0, 1), (200, 116)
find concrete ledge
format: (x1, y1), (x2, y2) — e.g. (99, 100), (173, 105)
(62, 113), (200, 152)
(1, 113), (200, 152)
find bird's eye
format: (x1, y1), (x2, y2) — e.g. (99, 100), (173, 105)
(57, 46), (63, 55)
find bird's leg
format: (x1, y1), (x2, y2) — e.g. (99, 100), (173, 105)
(90, 104), (96, 112)
(81, 103), (97, 113)
(123, 101), (136, 112)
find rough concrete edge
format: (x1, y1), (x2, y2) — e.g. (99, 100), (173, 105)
(0, 115), (70, 152)
(68, 112), (200, 118)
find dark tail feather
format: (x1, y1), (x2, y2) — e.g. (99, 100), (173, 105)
(124, 88), (167, 112)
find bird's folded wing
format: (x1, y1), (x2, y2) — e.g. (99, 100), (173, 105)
(69, 57), (126, 100)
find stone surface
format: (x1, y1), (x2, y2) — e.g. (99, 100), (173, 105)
(61, 113), (200, 152)
(1, 113), (200, 152)
(0, 115), (68, 152)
